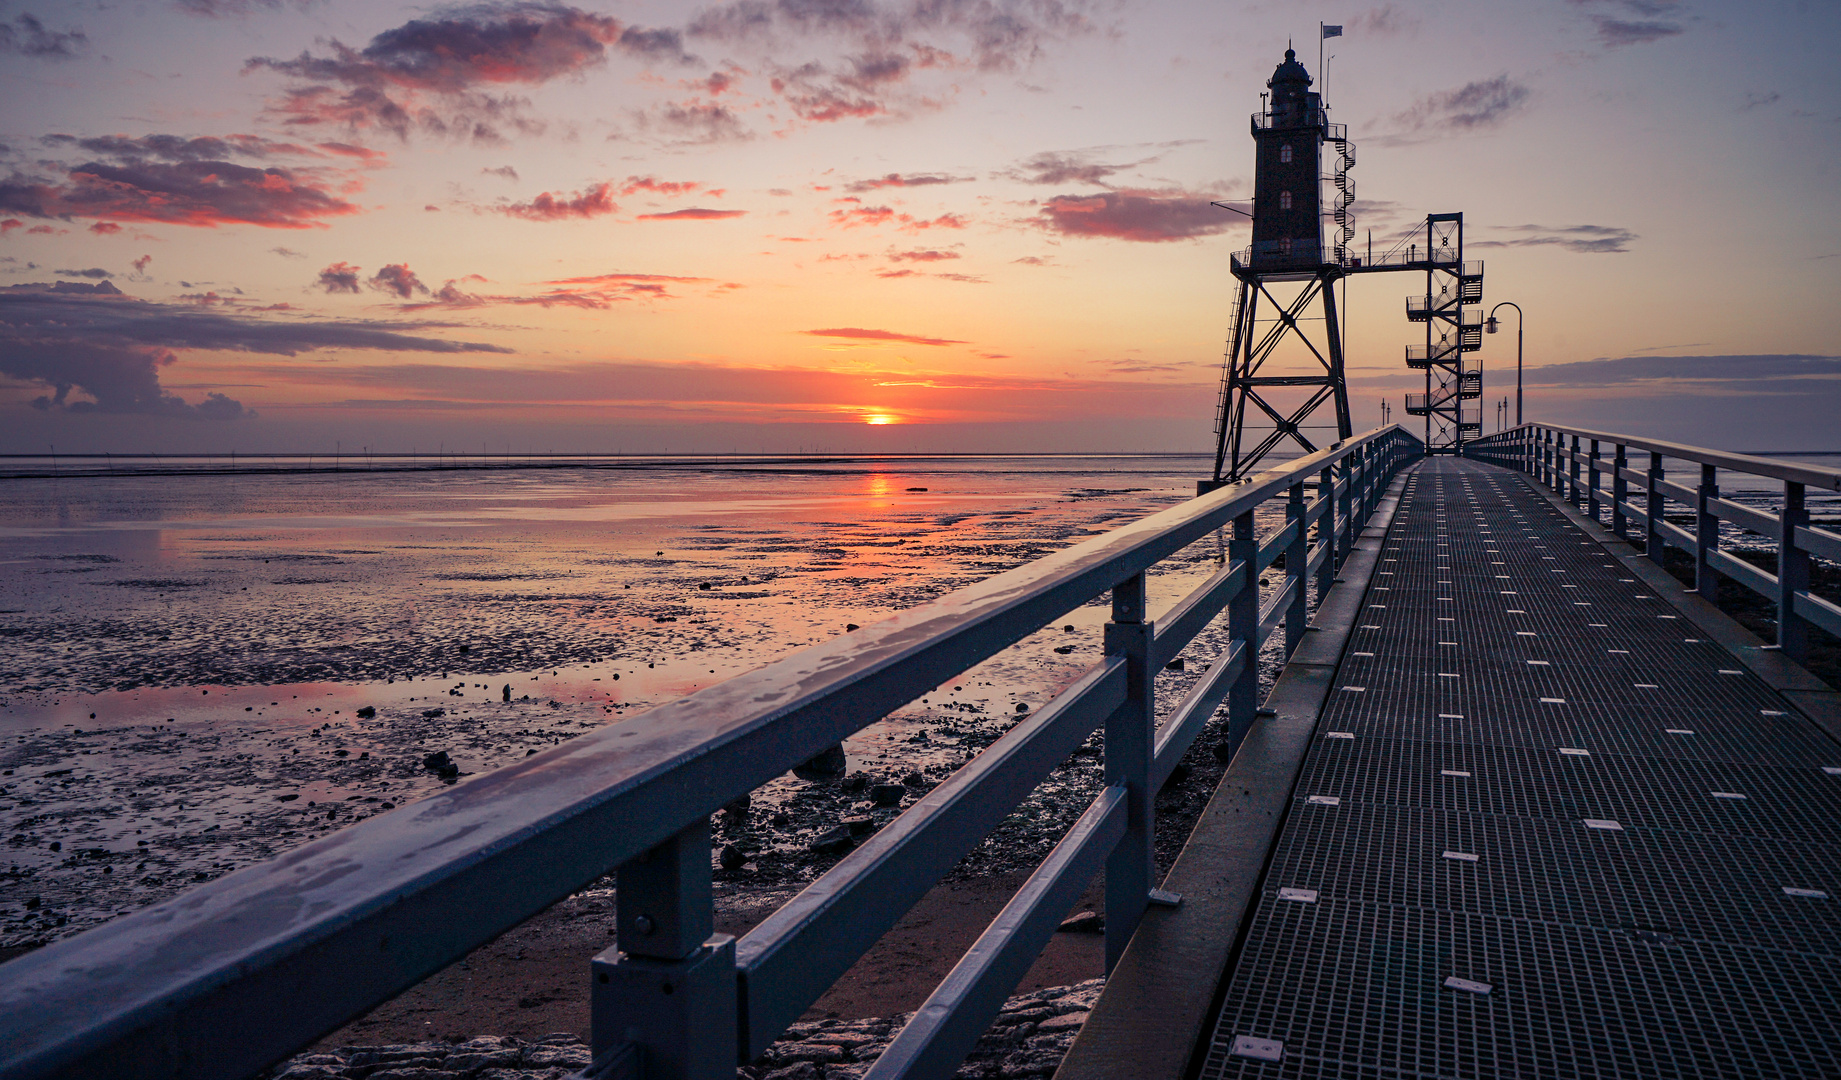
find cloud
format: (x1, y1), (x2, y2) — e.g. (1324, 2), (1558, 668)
(0, 13), (88, 59)
(637, 207), (745, 220)
(0, 137), (362, 229)
(828, 202), (969, 230)
(498, 181), (618, 220)
(399, 271), (719, 310)
(1590, 16), (1682, 46)
(1522, 354), (1841, 387)
(1393, 75), (1531, 132)
(1, 219), (21, 236)
(270, 246), (307, 258)
(847, 173), (966, 192)
(1036, 188), (1236, 243)
(483, 165), (520, 180)
(803, 327), (966, 347)
(176, 0), (316, 15)
(642, 102), (753, 145)
(1470, 224), (1637, 254)
(369, 263), (428, 299)
(0, 280), (505, 419)
(132, 255), (152, 274)
(316, 261), (363, 293)
(247, 4), (693, 141)
(685, 0), (1092, 75)
(1741, 91), (1781, 111)
(57, 267), (113, 279)
(88, 222), (123, 235)
(1349, 5), (1419, 35)
(1009, 150), (1141, 186)
(888, 249), (960, 262)
(620, 176), (703, 196)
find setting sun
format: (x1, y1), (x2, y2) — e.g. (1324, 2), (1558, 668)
(864, 414), (900, 426)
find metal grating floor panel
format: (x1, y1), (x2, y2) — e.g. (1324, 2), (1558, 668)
(1197, 459), (1841, 1079)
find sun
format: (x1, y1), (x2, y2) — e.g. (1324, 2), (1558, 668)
(863, 413), (899, 425)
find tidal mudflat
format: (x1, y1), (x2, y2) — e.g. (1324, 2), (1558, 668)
(0, 455), (1293, 951)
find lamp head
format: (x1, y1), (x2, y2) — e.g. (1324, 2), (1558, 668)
(1485, 316), (1499, 334)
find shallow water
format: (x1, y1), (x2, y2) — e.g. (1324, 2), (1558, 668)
(1, 454), (1302, 945)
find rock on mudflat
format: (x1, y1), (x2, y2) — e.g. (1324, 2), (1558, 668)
(264, 982), (1102, 1080)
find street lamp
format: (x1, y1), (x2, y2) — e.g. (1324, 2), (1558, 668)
(1485, 302), (1524, 427)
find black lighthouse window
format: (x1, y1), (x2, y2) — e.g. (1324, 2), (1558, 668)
(1279, 143), (1293, 163)
(1279, 190), (1293, 211)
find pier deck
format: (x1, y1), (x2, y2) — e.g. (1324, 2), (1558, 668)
(1187, 457), (1841, 1077)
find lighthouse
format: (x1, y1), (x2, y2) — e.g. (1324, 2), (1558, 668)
(1250, 49), (1327, 266)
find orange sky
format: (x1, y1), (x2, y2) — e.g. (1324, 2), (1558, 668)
(2, 0), (1837, 452)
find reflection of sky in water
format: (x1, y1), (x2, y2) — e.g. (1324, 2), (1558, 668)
(1, 455), (1297, 942)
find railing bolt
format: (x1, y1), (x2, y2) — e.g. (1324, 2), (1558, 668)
(636, 915), (656, 935)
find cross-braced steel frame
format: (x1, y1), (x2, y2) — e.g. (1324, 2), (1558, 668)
(1209, 265), (1349, 483)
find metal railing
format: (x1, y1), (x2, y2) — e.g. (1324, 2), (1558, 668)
(0, 429), (1424, 1080)
(1469, 424), (1841, 666)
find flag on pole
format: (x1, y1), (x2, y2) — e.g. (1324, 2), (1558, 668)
(1322, 24), (1343, 38)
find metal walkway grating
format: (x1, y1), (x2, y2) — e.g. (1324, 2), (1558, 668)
(1196, 458), (1841, 1079)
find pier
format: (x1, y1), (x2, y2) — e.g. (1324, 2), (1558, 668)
(1064, 451), (1841, 1078)
(2, 427), (1838, 1080)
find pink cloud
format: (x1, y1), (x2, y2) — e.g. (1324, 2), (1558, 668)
(637, 207), (745, 221)
(499, 182), (618, 221)
(1037, 188), (1235, 243)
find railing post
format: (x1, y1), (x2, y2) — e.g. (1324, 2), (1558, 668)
(1316, 465), (1336, 602)
(593, 819), (736, 1080)
(1588, 439), (1601, 523)
(1225, 508), (1259, 750)
(1336, 456), (1354, 571)
(1285, 480), (1308, 655)
(1781, 480), (1812, 665)
(1696, 463), (1720, 600)
(1645, 451), (1665, 566)
(1569, 434), (1582, 506)
(1102, 572), (1153, 972)
(1612, 443), (1628, 540)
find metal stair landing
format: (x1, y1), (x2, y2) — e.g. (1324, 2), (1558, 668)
(1196, 457), (1841, 1079)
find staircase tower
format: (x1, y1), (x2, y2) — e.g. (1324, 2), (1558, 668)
(1401, 214), (1485, 452)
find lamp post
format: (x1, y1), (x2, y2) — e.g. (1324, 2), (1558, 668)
(1485, 302), (1524, 426)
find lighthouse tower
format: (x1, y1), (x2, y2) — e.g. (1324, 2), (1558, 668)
(1208, 49), (1356, 485)
(1250, 49), (1327, 266)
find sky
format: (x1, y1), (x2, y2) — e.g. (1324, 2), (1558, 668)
(1, 0), (1837, 455)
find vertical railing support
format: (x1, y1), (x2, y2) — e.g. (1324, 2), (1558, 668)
(1224, 509), (1259, 755)
(1285, 481), (1308, 654)
(1588, 439), (1602, 524)
(1569, 434), (1582, 506)
(1337, 456), (1354, 572)
(593, 819), (736, 1080)
(1316, 465), (1336, 603)
(1696, 463), (1721, 600)
(1102, 573), (1153, 973)
(1612, 443), (1628, 540)
(1781, 481), (1812, 665)
(1645, 452), (1665, 566)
